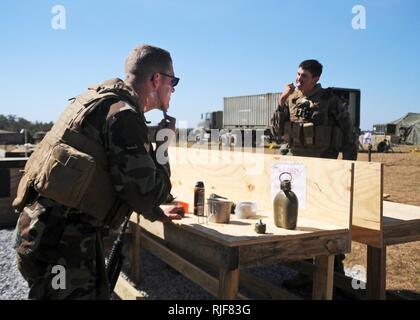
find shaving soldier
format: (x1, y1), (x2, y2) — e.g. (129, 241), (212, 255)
(271, 60), (358, 289)
(271, 59), (358, 160)
(12, 44), (183, 299)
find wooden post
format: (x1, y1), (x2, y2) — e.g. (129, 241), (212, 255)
(219, 268), (240, 299)
(312, 255), (334, 300)
(218, 247), (240, 299)
(130, 214), (141, 283)
(367, 245), (386, 300)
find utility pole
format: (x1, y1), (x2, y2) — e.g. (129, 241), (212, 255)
(20, 129), (28, 157)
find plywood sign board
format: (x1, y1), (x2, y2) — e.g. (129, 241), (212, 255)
(167, 147), (353, 230)
(270, 155), (353, 230)
(351, 161), (383, 248)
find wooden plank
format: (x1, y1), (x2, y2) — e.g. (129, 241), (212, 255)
(239, 270), (302, 300)
(0, 158), (27, 168)
(0, 168), (23, 227)
(352, 161), (383, 247)
(239, 231), (350, 268)
(141, 220), (237, 269)
(383, 220), (420, 245)
(168, 147), (353, 230)
(140, 231), (249, 300)
(141, 232), (220, 298)
(351, 226), (382, 248)
(219, 268), (240, 300)
(288, 261), (367, 300)
(367, 245), (386, 300)
(135, 209), (350, 248)
(138, 212), (350, 269)
(382, 202), (420, 245)
(383, 201), (420, 224)
(114, 275), (145, 300)
(312, 255), (334, 300)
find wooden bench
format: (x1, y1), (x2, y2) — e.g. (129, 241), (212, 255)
(346, 161), (420, 299)
(129, 147), (355, 299)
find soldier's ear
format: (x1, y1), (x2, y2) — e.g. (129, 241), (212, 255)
(150, 72), (161, 88)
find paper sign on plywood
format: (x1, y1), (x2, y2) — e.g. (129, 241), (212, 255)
(271, 163), (307, 209)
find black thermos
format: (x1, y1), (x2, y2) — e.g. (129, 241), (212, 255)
(194, 181), (205, 216)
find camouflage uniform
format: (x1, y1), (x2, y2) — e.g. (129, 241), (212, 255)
(13, 79), (171, 299)
(272, 84), (358, 160)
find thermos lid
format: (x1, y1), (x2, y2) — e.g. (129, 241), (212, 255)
(195, 181), (204, 187)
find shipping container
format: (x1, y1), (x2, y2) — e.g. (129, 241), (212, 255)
(223, 93), (281, 129)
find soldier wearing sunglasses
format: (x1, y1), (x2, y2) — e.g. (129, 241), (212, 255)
(13, 44), (182, 299)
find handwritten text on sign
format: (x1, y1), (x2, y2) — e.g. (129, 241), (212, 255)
(271, 163), (307, 209)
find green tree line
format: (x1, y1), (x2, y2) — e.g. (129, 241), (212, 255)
(0, 114), (53, 135)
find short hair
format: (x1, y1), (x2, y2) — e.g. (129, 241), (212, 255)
(299, 59), (323, 78)
(125, 44), (172, 83)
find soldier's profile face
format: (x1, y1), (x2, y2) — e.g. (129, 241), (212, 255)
(296, 67), (318, 93)
(157, 63), (175, 112)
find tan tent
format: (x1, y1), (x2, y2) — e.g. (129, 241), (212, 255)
(390, 113), (420, 145)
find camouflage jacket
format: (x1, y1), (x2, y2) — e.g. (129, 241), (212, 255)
(272, 84), (358, 160)
(79, 95), (171, 222)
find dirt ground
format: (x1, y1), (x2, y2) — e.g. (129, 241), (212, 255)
(345, 150), (420, 296)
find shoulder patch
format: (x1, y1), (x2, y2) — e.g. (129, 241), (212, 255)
(107, 101), (136, 120)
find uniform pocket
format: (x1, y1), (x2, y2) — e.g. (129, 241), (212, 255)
(34, 143), (96, 209)
(15, 201), (67, 260)
(315, 126), (332, 147)
(291, 123), (303, 146)
(303, 123), (315, 146)
(284, 122), (292, 143)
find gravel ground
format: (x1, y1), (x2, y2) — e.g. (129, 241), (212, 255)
(0, 228), (29, 300)
(0, 227), (360, 300)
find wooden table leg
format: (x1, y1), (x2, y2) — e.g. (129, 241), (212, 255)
(218, 247), (240, 299)
(219, 268), (240, 299)
(312, 255), (334, 300)
(367, 245), (386, 300)
(130, 214), (141, 283)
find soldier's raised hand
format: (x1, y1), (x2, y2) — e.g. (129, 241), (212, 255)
(158, 113), (176, 133)
(283, 83), (295, 96)
(279, 83), (295, 107)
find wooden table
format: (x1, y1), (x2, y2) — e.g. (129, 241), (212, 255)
(126, 147), (354, 300)
(130, 209), (351, 300)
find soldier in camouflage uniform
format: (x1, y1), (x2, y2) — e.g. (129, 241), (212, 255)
(271, 59), (358, 160)
(271, 60), (357, 290)
(12, 44), (182, 299)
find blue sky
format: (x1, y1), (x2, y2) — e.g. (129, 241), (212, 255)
(1, 0), (419, 130)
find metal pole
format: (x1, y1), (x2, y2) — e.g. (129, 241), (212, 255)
(24, 129), (28, 158)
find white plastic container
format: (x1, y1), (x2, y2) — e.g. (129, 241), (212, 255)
(235, 201), (257, 219)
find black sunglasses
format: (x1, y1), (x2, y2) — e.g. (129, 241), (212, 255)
(158, 72), (180, 87)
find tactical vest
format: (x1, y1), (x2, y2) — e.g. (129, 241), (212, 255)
(282, 86), (343, 156)
(13, 78), (139, 228)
